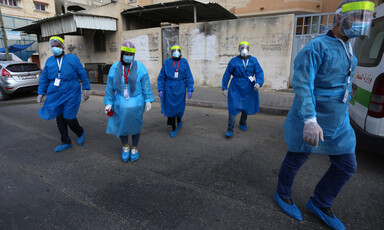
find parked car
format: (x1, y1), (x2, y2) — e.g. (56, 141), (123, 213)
(350, 3), (384, 154)
(0, 61), (40, 101)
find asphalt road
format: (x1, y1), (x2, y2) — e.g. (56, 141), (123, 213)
(0, 94), (383, 230)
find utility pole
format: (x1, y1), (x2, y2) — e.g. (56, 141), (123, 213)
(0, 7), (10, 61)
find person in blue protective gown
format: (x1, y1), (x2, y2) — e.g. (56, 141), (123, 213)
(104, 40), (154, 162)
(274, 1), (374, 229)
(37, 36), (90, 152)
(157, 45), (194, 138)
(222, 41), (264, 138)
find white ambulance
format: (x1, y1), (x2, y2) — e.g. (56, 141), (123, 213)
(350, 3), (384, 154)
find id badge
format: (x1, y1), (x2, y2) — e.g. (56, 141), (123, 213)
(124, 87), (130, 99)
(248, 76), (256, 82)
(54, 78), (61, 86)
(174, 72), (179, 79)
(343, 90), (349, 103)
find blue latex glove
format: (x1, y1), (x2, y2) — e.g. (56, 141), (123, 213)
(159, 90), (163, 99)
(187, 91), (192, 99)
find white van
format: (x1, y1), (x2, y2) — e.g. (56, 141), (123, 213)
(350, 3), (384, 154)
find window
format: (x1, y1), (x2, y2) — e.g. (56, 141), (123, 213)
(0, 0), (18, 7)
(94, 31), (106, 52)
(354, 17), (384, 67)
(35, 2), (48, 11)
(7, 63), (40, 72)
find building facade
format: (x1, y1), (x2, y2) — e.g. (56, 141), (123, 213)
(138, 0), (382, 16)
(1, 0), (56, 63)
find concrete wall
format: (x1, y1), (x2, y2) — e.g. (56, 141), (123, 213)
(179, 14), (295, 90)
(121, 28), (162, 84)
(38, 12), (294, 91)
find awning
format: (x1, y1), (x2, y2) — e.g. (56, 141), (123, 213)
(121, 0), (237, 24)
(0, 42), (35, 53)
(13, 12), (117, 37)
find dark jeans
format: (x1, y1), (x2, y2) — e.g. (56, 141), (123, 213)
(167, 116), (182, 131)
(276, 151), (357, 208)
(227, 111), (248, 132)
(120, 133), (141, 147)
(56, 115), (84, 144)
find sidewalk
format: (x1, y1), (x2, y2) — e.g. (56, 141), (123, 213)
(90, 83), (294, 116)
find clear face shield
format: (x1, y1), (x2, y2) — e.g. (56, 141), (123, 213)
(238, 42), (250, 57)
(171, 45), (182, 58)
(339, 1), (374, 38)
(49, 36), (64, 48)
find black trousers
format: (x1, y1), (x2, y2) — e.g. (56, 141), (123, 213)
(119, 134), (141, 147)
(167, 116), (181, 131)
(56, 115), (84, 144)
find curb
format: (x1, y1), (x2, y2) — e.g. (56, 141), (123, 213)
(90, 90), (289, 116)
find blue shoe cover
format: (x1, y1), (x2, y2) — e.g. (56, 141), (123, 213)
(54, 144), (72, 152)
(306, 199), (345, 230)
(274, 192), (302, 221)
(225, 131), (233, 138)
(121, 147), (130, 162)
(77, 131), (85, 147)
(170, 130), (177, 138)
(239, 123), (247, 131)
(177, 120), (183, 130)
(130, 149), (139, 162)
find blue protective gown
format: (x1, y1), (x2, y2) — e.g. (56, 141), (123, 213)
(38, 54), (90, 120)
(157, 58), (194, 118)
(104, 61), (154, 137)
(284, 33), (357, 155)
(222, 56), (264, 115)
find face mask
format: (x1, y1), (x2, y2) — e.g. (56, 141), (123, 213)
(344, 21), (370, 38)
(172, 51), (181, 58)
(51, 47), (63, 56)
(240, 49), (248, 57)
(123, 55), (134, 63)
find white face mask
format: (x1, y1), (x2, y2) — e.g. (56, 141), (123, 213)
(240, 49), (248, 57)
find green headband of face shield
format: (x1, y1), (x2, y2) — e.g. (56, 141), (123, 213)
(171, 46), (182, 51)
(50, 36), (64, 44)
(341, 1), (374, 12)
(121, 46), (136, 53)
(239, 41), (250, 47)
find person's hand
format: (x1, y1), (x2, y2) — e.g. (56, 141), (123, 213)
(83, 90), (90, 101)
(159, 90), (163, 99)
(187, 91), (193, 99)
(36, 94), (45, 104)
(254, 83), (261, 90)
(303, 121), (324, 147)
(105, 104), (112, 115)
(222, 90), (228, 97)
(146, 102), (151, 112)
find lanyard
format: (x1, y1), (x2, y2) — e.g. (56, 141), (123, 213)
(337, 38), (353, 70)
(337, 38), (353, 103)
(56, 57), (63, 78)
(242, 59), (249, 71)
(123, 65), (131, 84)
(173, 60), (180, 72)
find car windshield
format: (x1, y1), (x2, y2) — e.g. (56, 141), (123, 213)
(353, 17), (384, 67)
(6, 63), (40, 72)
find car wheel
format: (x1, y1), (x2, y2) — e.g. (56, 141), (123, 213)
(0, 88), (9, 101)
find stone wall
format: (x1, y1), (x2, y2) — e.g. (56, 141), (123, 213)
(179, 14), (295, 90)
